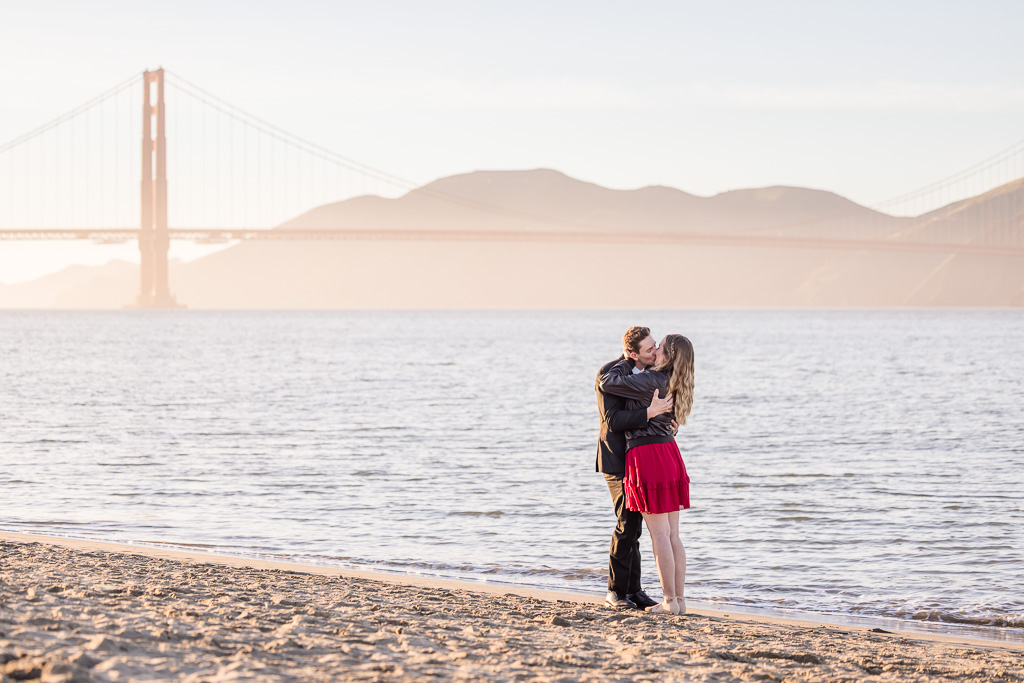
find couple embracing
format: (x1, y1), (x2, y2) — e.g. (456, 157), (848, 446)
(595, 326), (694, 615)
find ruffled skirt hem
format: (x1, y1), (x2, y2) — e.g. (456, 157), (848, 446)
(624, 441), (690, 514)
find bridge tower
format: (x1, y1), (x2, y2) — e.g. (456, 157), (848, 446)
(136, 68), (181, 308)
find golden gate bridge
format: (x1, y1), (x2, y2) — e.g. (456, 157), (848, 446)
(1, 68), (1023, 308)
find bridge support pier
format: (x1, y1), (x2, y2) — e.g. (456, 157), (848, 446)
(134, 68), (183, 309)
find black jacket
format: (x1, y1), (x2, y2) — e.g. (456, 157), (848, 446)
(595, 358), (648, 475)
(598, 359), (676, 451)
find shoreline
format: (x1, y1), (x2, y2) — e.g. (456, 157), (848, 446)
(3, 530), (1020, 650)
(3, 532), (1023, 682)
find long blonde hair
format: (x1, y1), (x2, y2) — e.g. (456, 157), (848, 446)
(654, 334), (694, 425)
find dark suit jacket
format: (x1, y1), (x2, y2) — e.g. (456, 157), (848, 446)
(595, 357), (648, 475)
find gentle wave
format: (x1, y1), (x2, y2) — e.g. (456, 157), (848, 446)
(905, 610), (1024, 628)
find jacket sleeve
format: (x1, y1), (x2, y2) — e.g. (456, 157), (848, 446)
(598, 359), (658, 404)
(607, 404), (648, 432)
(597, 358), (648, 432)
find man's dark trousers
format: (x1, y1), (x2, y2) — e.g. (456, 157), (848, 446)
(595, 357), (648, 596)
(603, 473), (644, 594)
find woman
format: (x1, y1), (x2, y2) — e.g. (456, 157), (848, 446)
(598, 334), (694, 614)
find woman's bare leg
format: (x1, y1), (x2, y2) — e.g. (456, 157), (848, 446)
(668, 511), (687, 613)
(641, 512), (677, 612)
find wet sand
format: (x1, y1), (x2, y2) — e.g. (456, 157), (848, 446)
(1, 533), (1022, 682)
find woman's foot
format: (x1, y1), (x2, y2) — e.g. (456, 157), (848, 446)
(645, 598), (679, 614)
(674, 597), (687, 615)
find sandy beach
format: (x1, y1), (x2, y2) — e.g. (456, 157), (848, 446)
(1, 533), (1021, 682)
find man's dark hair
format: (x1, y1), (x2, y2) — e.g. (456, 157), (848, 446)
(622, 326), (651, 353)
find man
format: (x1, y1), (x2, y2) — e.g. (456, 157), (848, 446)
(596, 325), (673, 609)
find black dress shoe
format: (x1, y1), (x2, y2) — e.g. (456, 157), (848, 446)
(604, 591), (637, 609)
(626, 590), (659, 609)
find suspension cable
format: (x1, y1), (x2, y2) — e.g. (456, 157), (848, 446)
(163, 72), (599, 228)
(873, 138), (1024, 209)
(0, 73), (139, 156)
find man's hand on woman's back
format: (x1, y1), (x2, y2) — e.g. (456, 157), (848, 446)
(646, 389), (674, 420)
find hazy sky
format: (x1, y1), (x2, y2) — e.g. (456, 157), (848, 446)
(1, 0), (1023, 283)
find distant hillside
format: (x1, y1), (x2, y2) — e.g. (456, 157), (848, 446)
(279, 168), (899, 236)
(3, 169), (1023, 308)
(903, 177), (1024, 243)
(0, 260), (139, 308)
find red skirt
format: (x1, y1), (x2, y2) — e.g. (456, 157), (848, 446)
(625, 441), (690, 514)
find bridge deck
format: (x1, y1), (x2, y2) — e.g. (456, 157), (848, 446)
(0, 228), (1021, 256)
